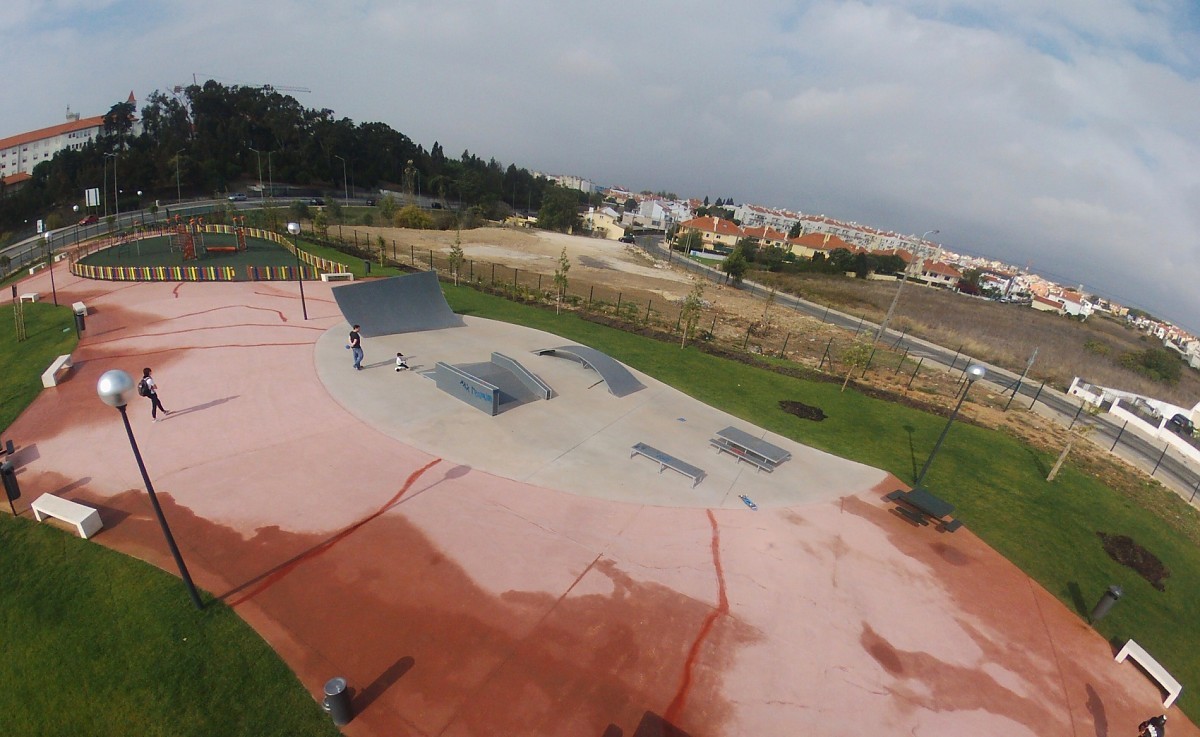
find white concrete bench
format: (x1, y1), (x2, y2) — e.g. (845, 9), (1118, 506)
(320, 271), (354, 282)
(1116, 639), (1182, 708)
(28, 263), (46, 275)
(41, 354), (73, 388)
(19, 292), (40, 303)
(31, 493), (103, 539)
(72, 301), (87, 315)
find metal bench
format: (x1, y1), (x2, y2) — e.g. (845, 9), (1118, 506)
(1115, 639), (1182, 708)
(630, 443), (706, 487)
(31, 493), (103, 539)
(41, 354), (73, 388)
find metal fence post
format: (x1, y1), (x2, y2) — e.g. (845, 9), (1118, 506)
(907, 357), (924, 389)
(1067, 402), (1086, 430)
(743, 324), (752, 350)
(949, 344), (962, 371)
(1151, 442), (1170, 476)
(1110, 420), (1128, 451)
(779, 332), (791, 358)
(1029, 381), (1045, 409)
(862, 347), (876, 377)
(818, 337), (834, 370)
(894, 348), (908, 374)
(644, 300), (652, 324)
(891, 327), (908, 349)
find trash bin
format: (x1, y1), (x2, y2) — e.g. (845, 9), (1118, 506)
(363, 259), (371, 274)
(322, 677), (352, 726)
(1090, 584), (1122, 622)
(73, 311), (86, 333)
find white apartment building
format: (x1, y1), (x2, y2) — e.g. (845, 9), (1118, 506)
(0, 108), (105, 182)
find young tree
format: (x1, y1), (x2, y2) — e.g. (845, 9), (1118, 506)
(378, 194), (397, 220)
(377, 235), (387, 269)
(448, 230), (465, 286)
(313, 210), (329, 240)
(840, 340), (872, 392)
(1047, 410), (1099, 481)
(722, 247), (749, 284)
(787, 221), (804, 239)
(679, 282), (705, 348)
(676, 229), (703, 253)
(553, 247), (571, 314)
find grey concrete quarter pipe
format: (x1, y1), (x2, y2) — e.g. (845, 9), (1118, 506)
(332, 271), (464, 337)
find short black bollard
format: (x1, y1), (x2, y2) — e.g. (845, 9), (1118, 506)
(323, 677), (353, 726)
(1089, 584), (1122, 623)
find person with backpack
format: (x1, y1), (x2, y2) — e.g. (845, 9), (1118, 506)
(1138, 715), (1167, 737)
(138, 367), (171, 422)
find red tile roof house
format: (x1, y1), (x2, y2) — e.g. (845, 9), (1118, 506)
(677, 215), (743, 251)
(1031, 294), (1067, 315)
(917, 259), (962, 288)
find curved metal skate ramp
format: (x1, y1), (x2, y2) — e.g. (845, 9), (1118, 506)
(331, 270), (464, 337)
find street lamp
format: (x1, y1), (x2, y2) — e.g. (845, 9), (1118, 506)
(248, 147), (264, 203)
(104, 152), (118, 223)
(43, 232), (58, 306)
(876, 229), (938, 344)
(334, 155), (348, 203)
(96, 370), (204, 610)
(287, 222), (308, 320)
(914, 363), (986, 487)
(174, 149), (185, 203)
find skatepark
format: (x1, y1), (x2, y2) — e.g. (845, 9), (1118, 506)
(3, 265), (1194, 736)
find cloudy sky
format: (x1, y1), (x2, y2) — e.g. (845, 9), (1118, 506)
(5, 1), (1200, 331)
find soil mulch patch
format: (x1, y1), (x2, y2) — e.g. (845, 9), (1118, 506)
(779, 401), (827, 421)
(1097, 532), (1170, 591)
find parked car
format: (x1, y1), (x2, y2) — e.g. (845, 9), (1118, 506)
(308, 197), (325, 206)
(1167, 413), (1195, 435)
(618, 234), (636, 244)
(77, 215), (98, 226)
(365, 198), (377, 206)
(228, 193), (247, 201)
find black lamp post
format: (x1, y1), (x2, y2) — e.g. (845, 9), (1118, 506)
(96, 370), (204, 610)
(914, 363), (987, 487)
(288, 222), (308, 320)
(43, 232), (58, 306)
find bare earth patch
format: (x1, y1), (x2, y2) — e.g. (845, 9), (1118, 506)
(1097, 532), (1170, 590)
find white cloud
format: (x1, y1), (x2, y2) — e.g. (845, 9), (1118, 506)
(2, 0), (1199, 328)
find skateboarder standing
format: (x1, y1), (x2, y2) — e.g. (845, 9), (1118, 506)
(348, 325), (363, 370)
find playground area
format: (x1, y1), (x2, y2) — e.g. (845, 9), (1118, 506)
(78, 232), (298, 272)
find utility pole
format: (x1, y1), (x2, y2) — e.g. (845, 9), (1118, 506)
(876, 229), (937, 344)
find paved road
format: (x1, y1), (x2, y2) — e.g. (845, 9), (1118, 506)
(636, 236), (1200, 502)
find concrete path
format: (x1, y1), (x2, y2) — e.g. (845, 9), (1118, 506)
(5, 266), (1194, 737)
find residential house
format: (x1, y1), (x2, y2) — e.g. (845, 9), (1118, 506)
(1031, 295), (1066, 315)
(1, 109), (106, 182)
(677, 215), (742, 252)
(583, 206), (630, 240)
(916, 259), (962, 288)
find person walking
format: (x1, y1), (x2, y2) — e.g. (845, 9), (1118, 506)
(1138, 715), (1166, 737)
(139, 367), (172, 422)
(348, 324), (364, 370)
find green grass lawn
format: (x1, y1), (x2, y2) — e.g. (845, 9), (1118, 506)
(0, 302), (339, 735)
(3, 284), (1198, 728)
(445, 284), (1200, 718)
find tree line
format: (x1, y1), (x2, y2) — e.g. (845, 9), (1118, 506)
(0, 80), (595, 238)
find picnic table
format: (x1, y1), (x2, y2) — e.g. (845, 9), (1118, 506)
(887, 487), (963, 532)
(709, 426), (791, 472)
